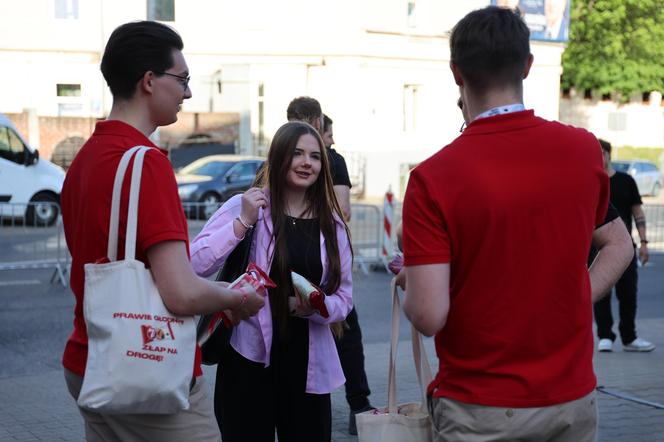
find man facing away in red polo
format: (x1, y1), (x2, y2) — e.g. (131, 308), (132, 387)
(399, 7), (634, 442)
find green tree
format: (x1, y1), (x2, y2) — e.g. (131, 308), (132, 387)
(561, 0), (664, 101)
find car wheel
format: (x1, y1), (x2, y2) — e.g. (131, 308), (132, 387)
(199, 192), (221, 220)
(652, 182), (661, 197)
(26, 192), (60, 226)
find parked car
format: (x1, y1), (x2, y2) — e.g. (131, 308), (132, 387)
(169, 133), (235, 172)
(0, 113), (65, 225)
(612, 160), (662, 197)
(176, 155), (264, 219)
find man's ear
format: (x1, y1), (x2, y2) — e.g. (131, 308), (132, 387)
(450, 62), (464, 87)
(522, 54), (534, 79)
(311, 116), (321, 132)
(138, 71), (155, 95)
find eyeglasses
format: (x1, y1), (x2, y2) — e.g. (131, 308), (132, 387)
(154, 71), (190, 91)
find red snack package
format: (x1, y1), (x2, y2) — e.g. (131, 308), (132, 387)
(197, 262), (275, 345)
(291, 271), (329, 318)
(388, 253), (404, 275)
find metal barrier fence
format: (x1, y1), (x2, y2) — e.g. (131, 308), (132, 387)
(349, 204), (382, 273)
(2, 201), (662, 287)
(181, 202), (386, 273)
(0, 202), (69, 286)
(642, 205), (664, 251)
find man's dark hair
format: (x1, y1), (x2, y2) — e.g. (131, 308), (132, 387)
(286, 96), (322, 126)
(101, 21), (184, 100)
(450, 6), (530, 92)
(323, 114), (333, 128)
(599, 139), (612, 154)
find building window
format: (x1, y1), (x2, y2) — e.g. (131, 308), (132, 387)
(407, 0), (417, 28)
(54, 0), (79, 19)
(147, 0), (175, 21)
(403, 84), (419, 132)
(56, 84), (81, 97)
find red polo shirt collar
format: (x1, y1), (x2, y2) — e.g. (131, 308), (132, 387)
(93, 120), (169, 155)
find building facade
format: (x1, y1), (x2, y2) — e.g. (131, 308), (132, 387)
(0, 0), (565, 198)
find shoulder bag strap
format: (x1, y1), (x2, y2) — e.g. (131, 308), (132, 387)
(107, 145), (151, 262)
(388, 278), (433, 414)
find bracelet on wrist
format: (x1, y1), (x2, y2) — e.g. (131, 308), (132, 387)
(236, 215), (254, 230)
(640, 239), (649, 244)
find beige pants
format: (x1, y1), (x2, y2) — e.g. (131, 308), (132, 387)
(428, 391), (597, 442)
(65, 368), (221, 442)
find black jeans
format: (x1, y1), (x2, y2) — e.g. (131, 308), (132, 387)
(215, 317), (331, 442)
(593, 253), (638, 345)
(336, 307), (371, 411)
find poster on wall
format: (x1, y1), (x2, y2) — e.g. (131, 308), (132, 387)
(491, 0), (571, 42)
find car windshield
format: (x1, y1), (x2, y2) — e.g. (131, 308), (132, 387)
(179, 159), (234, 178)
(612, 162), (630, 173)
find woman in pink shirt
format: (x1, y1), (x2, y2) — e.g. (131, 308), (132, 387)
(191, 121), (353, 442)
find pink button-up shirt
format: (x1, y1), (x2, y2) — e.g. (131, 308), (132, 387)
(190, 194), (353, 394)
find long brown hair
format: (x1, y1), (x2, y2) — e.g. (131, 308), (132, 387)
(257, 121), (351, 338)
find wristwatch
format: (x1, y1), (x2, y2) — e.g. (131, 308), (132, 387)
(640, 239), (649, 244)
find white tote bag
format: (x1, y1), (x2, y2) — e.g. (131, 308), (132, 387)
(77, 146), (196, 414)
(356, 278), (434, 442)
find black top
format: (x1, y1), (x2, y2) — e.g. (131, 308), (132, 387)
(328, 148), (352, 188)
(609, 171), (642, 233)
(284, 216), (323, 287)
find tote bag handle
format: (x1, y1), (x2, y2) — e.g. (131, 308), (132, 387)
(388, 278), (434, 414)
(107, 146), (151, 262)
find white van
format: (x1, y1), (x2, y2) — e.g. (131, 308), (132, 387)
(0, 113), (65, 225)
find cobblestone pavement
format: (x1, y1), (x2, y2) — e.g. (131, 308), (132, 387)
(1, 256), (663, 441)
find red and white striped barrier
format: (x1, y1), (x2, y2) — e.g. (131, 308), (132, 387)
(382, 187), (395, 263)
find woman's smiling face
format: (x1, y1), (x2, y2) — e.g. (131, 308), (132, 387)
(285, 133), (322, 191)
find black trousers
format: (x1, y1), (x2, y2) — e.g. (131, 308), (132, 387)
(336, 307), (371, 411)
(214, 317), (331, 442)
(594, 253), (638, 345)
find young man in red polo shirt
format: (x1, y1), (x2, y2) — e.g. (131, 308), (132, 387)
(400, 7), (633, 441)
(61, 21), (263, 441)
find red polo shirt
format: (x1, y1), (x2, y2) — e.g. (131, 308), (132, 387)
(403, 111), (608, 407)
(61, 120), (202, 377)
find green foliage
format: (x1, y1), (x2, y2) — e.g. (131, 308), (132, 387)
(561, 0), (664, 102)
(614, 146), (664, 169)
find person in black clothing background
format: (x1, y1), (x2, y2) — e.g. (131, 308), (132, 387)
(594, 139), (654, 352)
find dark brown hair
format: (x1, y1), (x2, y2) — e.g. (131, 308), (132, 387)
(286, 96), (323, 130)
(450, 6), (530, 92)
(101, 21), (184, 100)
(257, 121), (351, 337)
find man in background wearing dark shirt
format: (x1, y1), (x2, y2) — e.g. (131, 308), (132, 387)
(595, 139), (654, 352)
(322, 114), (352, 221)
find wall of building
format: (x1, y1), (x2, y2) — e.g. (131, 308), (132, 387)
(0, 0), (566, 198)
(560, 91), (664, 148)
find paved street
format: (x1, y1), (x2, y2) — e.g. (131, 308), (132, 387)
(1, 252), (663, 441)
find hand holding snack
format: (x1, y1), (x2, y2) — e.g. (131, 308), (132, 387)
(291, 271), (329, 318)
(197, 263), (275, 346)
(388, 253), (404, 275)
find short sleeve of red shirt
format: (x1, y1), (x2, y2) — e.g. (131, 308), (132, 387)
(402, 169), (451, 266)
(136, 151), (189, 255)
